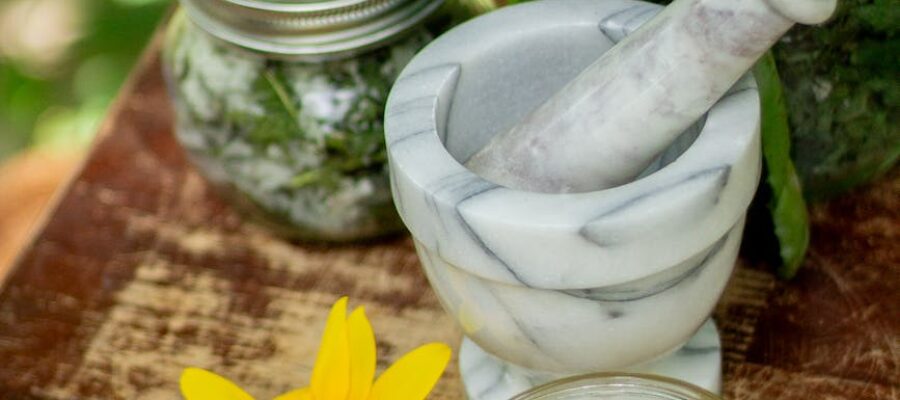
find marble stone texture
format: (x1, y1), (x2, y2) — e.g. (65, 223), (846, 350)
(384, 0), (760, 396)
(459, 319), (722, 399)
(465, 0), (833, 194)
(415, 218), (742, 374)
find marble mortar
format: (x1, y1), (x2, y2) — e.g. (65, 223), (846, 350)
(385, 0), (761, 395)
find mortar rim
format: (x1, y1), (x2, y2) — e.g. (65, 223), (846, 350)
(385, 0), (761, 288)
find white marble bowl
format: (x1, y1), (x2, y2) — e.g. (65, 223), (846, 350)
(386, 0), (759, 378)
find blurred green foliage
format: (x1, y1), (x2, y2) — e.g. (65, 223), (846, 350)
(776, 0), (899, 200)
(0, 0), (170, 160)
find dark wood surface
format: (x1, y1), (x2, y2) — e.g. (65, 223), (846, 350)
(0, 39), (896, 400)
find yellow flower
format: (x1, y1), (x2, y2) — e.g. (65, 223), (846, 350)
(180, 297), (452, 400)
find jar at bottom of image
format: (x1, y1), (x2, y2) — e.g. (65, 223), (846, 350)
(511, 373), (722, 400)
(162, 0), (444, 241)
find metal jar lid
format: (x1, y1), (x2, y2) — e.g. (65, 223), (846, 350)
(180, 0), (444, 59)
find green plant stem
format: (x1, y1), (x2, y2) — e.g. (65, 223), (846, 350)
(754, 52), (810, 279)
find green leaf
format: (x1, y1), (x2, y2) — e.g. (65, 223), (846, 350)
(289, 169), (326, 189)
(776, 0), (899, 200)
(246, 68), (303, 147)
(855, 0), (900, 34)
(754, 52), (810, 279)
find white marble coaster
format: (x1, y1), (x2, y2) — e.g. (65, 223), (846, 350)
(459, 319), (722, 400)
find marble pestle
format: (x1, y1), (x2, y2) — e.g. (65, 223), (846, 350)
(465, 0), (837, 193)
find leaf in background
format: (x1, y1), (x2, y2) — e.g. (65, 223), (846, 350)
(776, 0), (899, 200)
(855, 0), (900, 34)
(0, 0), (168, 161)
(754, 52), (810, 279)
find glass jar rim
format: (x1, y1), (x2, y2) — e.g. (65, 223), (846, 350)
(510, 372), (722, 400)
(180, 0), (443, 59)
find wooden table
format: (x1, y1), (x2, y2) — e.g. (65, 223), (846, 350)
(0, 39), (896, 400)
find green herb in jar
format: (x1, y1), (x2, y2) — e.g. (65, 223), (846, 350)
(162, 0), (442, 241)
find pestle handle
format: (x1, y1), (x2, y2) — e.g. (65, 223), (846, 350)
(766, 0), (838, 24)
(465, 0), (837, 193)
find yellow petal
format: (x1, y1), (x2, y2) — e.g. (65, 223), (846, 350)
(274, 387), (312, 400)
(311, 297), (351, 400)
(347, 307), (376, 400)
(179, 368), (255, 400)
(368, 343), (452, 400)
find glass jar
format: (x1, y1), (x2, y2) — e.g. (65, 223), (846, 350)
(510, 373), (722, 400)
(162, 0), (444, 241)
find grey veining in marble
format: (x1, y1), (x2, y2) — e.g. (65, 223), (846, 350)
(459, 319), (723, 399)
(465, 0), (836, 193)
(384, 0), (763, 397)
(415, 220), (742, 374)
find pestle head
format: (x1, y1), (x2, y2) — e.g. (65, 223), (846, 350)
(465, 0), (837, 194)
(765, 0), (838, 25)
